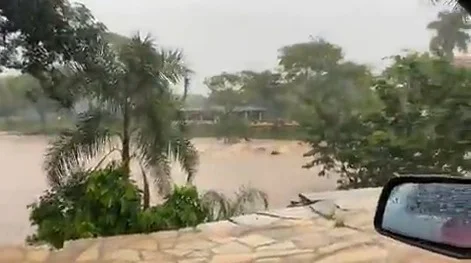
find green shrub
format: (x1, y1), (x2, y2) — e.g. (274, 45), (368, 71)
(27, 164), (213, 249)
(137, 186), (210, 232)
(28, 161), (272, 249)
(27, 164), (144, 248)
(160, 186), (211, 228)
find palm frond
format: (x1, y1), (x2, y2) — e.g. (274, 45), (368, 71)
(130, 70), (194, 194)
(430, 0), (466, 12)
(159, 49), (192, 84)
(148, 154), (173, 197)
(133, 123), (174, 197)
(201, 190), (230, 220)
(43, 109), (114, 187)
(231, 186), (269, 215)
(57, 40), (124, 111)
(201, 186), (269, 221)
(169, 136), (199, 185)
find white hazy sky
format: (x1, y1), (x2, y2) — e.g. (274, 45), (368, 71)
(76, 0), (447, 94)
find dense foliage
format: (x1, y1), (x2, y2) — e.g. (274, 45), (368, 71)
(28, 164), (143, 248)
(0, 1), (108, 107)
(28, 164), (208, 249)
(28, 164), (269, 249)
(42, 33), (199, 207)
(304, 53), (471, 189)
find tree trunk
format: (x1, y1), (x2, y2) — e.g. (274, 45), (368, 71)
(186, 172), (195, 186)
(141, 168), (150, 209)
(122, 101), (131, 175)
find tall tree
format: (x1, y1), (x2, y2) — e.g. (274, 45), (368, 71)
(205, 72), (245, 112)
(427, 10), (471, 59)
(10, 74), (60, 128)
(238, 70), (285, 119)
(205, 69), (292, 121)
(44, 33), (198, 208)
(303, 52), (471, 189)
(0, 76), (28, 121)
(277, 38), (377, 124)
(0, 1), (108, 107)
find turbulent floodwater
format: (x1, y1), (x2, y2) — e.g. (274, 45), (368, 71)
(0, 135), (337, 245)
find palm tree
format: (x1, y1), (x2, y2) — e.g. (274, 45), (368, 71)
(427, 10), (471, 59)
(43, 33), (198, 208)
(201, 186), (269, 220)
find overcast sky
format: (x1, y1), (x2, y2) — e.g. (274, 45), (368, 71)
(76, 0), (447, 94)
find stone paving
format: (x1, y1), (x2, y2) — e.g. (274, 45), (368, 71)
(0, 188), (467, 263)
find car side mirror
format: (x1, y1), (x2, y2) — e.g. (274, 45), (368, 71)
(374, 175), (471, 259)
(458, 0), (471, 16)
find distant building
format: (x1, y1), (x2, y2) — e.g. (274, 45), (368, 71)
(180, 105), (266, 123)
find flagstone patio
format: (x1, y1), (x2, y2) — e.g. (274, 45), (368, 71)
(0, 187), (465, 262)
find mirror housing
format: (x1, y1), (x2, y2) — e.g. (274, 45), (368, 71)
(458, 0), (471, 16)
(374, 175), (471, 259)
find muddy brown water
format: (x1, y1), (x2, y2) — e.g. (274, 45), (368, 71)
(0, 135), (337, 245)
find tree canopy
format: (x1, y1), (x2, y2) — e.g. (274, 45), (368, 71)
(427, 10), (471, 59)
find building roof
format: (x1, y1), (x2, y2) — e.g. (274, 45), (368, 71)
(181, 105), (266, 112)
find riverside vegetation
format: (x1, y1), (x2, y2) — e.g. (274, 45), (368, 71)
(1, 0), (471, 249)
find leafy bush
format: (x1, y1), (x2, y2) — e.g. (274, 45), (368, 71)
(160, 186), (211, 227)
(27, 164), (143, 248)
(303, 52), (471, 189)
(138, 185), (211, 232)
(27, 164), (211, 249)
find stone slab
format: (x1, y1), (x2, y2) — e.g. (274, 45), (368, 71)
(259, 207), (319, 220)
(299, 187), (382, 204)
(309, 200), (338, 218)
(230, 214), (280, 227)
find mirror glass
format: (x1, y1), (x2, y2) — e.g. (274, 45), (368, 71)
(382, 182), (471, 248)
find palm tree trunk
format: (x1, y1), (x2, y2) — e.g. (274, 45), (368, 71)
(122, 101), (131, 175)
(141, 169), (150, 209)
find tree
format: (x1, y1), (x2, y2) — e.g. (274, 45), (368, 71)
(0, 1), (109, 107)
(205, 69), (290, 121)
(0, 76), (28, 122)
(10, 74), (60, 128)
(43, 33), (198, 208)
(303, 52), (471, 189)
(205, 72), (245, 111)
(278, 37), (378, 125)
(427, 10), (471, 59)
(238, 70), (286, 119)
